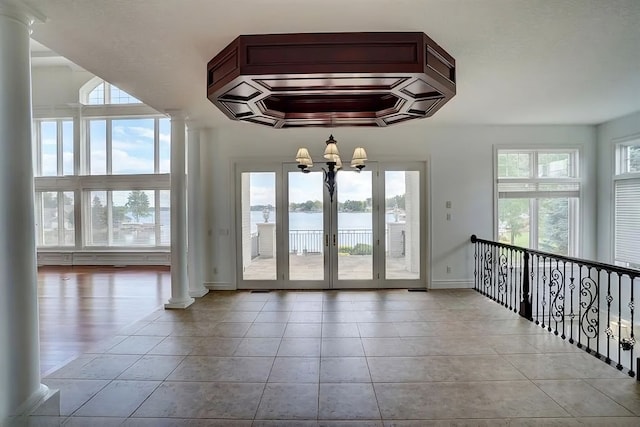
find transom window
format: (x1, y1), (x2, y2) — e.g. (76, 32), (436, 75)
(86, 81), (142, 105)
(496, 149), (580, 256)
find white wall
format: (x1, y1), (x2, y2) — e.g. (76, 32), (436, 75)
(202, 123), (596, 289)
(596, 110), (640, 262)
(29, 66), (600, 287)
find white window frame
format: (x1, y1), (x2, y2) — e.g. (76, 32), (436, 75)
(494, 147), (581, 257)
(613, 136), (640, 269)
(33, 79), (171, 252)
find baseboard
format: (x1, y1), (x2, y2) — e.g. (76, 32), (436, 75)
(430, 279), (474, 289)
(37, 251), (171, 266)
(205, 282), (236, 291)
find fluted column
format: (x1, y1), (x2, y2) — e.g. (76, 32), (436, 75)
(165, 111), (194, 309)
(0, 2), (58, 423)
(187, 124), (208, 297)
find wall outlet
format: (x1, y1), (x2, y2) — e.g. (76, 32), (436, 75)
(446, 213), (451, 221)
(446, 201), (452, 208)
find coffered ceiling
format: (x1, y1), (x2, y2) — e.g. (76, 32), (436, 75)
(24, 0), (640, 128)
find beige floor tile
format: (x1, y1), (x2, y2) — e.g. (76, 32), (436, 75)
(321, 338), (365, 357)
(255, 311), (292, 323)
(47, 354), (141, 380)
(357, 323), (400, 337)
(535, 379), (634, 417)
(278, 338), (321, 357)
(322, 323), (361, 337)
(284, 323), (322, 338)
(407, 336), (497, 356)
(246, 323), (287, 338)
(255, 383), (319, 419)
(289, 311), (323, 323)
(133, 381), (264, 418)
(40, 379), (109, 416)
(505, 353), (631, 380)
(268, 357), (320, 383)
(117, 355), (185, 380)
(64, 417), (127, 427)
(123, 419), (252, 426)
(189, 338), (243, 356)
(74, 380), (160, 417)
(168, 356), (273, 382)
(148, 336), (197, 355)
(319, 383), (380, 419)
(586, 378), (640, 415)
(374, 381), (569, 419)
(361, 338), (418, 357)
(234, 337), (282, 356)
(320, 357), (371, 383)
(576, 417), (640, 426)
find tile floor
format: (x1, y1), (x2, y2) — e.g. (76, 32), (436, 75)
(20, 289), (640, 426)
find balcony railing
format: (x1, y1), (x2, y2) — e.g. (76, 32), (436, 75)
(470, 234), (640, 378)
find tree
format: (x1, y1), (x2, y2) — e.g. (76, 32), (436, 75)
(126, 190), (151, 222)
(91, 195), (107, 228)
(498, 198), (529, 245)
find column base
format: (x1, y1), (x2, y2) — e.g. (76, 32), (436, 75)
(189, 288), (209, 298)
(164, 297), (195, 309)
(7, 384), (60, 426)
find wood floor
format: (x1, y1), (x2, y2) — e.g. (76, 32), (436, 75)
(38, 266), (171, 376)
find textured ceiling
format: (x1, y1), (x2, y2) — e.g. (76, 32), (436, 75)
(25, 0), (640, 128)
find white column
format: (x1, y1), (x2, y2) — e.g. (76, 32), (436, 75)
(0, 2), (58, 423)
(165, 112), (194, 309)
(187, 125), (208, 297)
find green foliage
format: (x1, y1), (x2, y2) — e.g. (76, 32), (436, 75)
(91, 195), (107, 228)
(289, 200), (322, 212)
(498, 198), (529, 245)
(126, 190), (151, 222)
(385, 194), (405, 210)
(629, 145), (640, 172)
(340, 199), (367, 212)
(538, 198), (569, 255)
(338, 243), (372, 255)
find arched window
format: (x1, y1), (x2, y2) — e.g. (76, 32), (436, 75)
(80, 77), (142, 105)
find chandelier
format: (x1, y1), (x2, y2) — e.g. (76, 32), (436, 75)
(295, 135), (367, 202)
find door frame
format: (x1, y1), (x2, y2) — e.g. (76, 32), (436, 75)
(234, 160), (427, 289)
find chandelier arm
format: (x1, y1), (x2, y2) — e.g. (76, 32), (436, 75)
(323, 162), (337, 203)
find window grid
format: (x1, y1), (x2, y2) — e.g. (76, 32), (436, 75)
(496, 149), (580, 257)
(35, 80), (171, 249)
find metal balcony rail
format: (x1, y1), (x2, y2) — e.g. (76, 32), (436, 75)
(470, 235), (640, 378)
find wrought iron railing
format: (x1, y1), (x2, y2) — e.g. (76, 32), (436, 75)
(471, 234), (640, 378)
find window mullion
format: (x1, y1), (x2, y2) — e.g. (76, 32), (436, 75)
(57, 191), (64, 245)
(35, 121), (42, 176)
(154, 118), (160, 173)
(106, 118), (112, 174)
(155, 190), (161, 245)
(530, 198), (538, 250)
(107, 190), (113, 246)
(57, 120), (63, 176)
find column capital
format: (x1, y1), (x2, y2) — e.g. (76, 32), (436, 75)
(0, 0), (46, 25)
(165, 109), (187, 120)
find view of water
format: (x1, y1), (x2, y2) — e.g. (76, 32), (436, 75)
(252, 210), (399, 232)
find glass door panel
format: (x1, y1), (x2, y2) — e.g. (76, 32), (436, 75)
(288, 171), (325, 281)
(241, 172), (276, 280)
(385, 170), (420, 280)
(337, 170), (373, 281)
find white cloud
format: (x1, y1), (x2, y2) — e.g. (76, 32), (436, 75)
(111, 149), (154, 174)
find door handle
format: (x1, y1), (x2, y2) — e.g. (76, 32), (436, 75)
(333, 234), (337, 246)
(325, 234), (329, 247)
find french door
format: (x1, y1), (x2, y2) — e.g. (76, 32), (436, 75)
(236, 162), (425, 289)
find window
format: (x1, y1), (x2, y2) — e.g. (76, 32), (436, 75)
(35, 191), (75, 246)
(33, 78), (171, 250)
(86, 81), (141, 105)
(614, 139), (640, 268)
(496, 149), (580, 256)
(87, 117), (170, 175)
(35, 119), (73, 176)
(87, 190), (170, 247)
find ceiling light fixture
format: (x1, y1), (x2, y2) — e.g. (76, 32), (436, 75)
(295, 135), (367, 202)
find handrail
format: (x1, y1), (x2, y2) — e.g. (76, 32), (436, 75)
(470, 234), (639, 379)
(470, 234), (639, 278)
